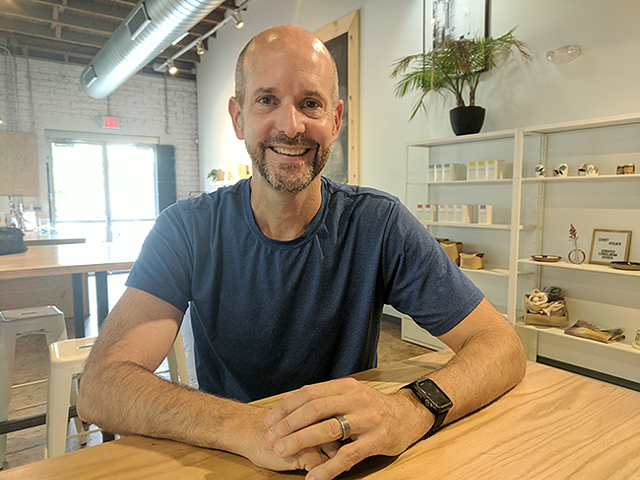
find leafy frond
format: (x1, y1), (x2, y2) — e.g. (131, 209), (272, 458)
(389, 26), (532, 120)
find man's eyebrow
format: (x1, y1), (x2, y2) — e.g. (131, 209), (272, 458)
(253, 87), (276, 96)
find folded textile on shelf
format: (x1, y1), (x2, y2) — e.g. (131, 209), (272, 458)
(564, 320), (625, 344)
(542, 301), (566, 318)
(526, 289), (548, 313)
(542, 285), (564, 302)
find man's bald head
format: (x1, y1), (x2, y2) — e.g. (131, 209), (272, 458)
(234, 25), (339, 110)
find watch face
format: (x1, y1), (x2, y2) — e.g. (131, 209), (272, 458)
(417, 379), (452, 410)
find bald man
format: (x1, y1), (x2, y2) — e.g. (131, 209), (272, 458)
(78, 25), (526, 480)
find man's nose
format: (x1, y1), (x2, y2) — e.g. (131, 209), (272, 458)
(274, 104), (305, 138)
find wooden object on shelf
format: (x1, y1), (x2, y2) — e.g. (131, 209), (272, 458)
(0, 131), (39, 195)
(460, 252), (485, 270)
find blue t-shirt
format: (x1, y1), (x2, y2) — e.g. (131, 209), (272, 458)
(126, 177), (483, 401)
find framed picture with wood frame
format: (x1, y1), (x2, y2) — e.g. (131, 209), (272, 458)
(588, 229), (632, 265)
(314, 10), (360, 185)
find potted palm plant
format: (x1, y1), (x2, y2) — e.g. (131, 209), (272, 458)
(390, 27), (532, 135)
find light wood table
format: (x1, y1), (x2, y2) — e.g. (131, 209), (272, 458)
(23, 232), (86, 246)
(2, 350), (639, 479)
(0, 244), (137, 337)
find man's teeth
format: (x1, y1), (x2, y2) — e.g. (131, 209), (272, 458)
(272, 147), (308, 156)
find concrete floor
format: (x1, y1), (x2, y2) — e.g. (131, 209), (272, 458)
(1, 273), (432, 471)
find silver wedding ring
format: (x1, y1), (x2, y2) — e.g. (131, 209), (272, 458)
(334, 415), (351, 441)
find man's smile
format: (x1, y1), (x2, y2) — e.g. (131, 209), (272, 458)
(270, 146), (311, 156)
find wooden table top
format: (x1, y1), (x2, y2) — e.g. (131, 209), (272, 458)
(23, 231), (86, 246)
(3, 349), (639, 479)
(0, 243), (138, 280)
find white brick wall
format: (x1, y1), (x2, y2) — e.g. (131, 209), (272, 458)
(0, 57), (199, 217)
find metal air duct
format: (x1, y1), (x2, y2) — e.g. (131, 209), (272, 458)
(80, 0), (225, 99)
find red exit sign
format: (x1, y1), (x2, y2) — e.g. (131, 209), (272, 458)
(103, 116), (119, 128)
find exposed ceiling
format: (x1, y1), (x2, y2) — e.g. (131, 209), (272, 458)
(0, 0), (241, 82)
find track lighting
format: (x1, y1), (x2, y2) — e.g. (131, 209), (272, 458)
(232, 12), (244, 29)
(196, 39), (206, 55)
(167, 59), (178, 75)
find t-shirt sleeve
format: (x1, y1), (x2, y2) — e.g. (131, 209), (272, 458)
(382, 201), (484, 337)
(125, 201), (194, 313)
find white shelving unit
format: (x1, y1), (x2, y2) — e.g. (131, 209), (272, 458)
(402, 113), (640, 387)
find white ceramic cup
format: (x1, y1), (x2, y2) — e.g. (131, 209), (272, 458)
(554, 163), (569, 177)
(534, 165), (546, 177)
(586, 164), (599, 176)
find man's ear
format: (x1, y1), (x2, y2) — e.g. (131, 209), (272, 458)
(228, 96), (244, 140)
(332, 99), (344, 143)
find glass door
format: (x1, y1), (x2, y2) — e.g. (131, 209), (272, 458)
(51, 141), (157, 244)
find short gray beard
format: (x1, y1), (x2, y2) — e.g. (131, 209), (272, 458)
(245, 133), (332, 193)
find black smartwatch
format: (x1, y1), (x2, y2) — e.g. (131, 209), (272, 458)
(402, 378), (452, 438)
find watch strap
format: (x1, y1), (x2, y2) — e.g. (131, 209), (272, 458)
(401, 379), (451, 438)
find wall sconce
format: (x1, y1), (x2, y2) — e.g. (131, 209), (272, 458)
(167, 59), (178, 75)
(195, 39), (206, 55)
(547, 45), (581, 64)
(232, 12), (244, 29)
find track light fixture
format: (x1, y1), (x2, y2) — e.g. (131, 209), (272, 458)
(196, 39), (206, 56)
(167, 59), (178, 75)
(232, 12), (244, 29)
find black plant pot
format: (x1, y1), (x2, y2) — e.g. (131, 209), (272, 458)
(449, 106), (486, 136)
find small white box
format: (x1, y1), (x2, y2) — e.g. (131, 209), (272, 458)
(446, 204), (455, 223)
(478, 204), (493, 224)
(453, 204), (463, 223)
(428, 165), (435, 182)
(470, 204), (479, 223)
(416, 204), (424, 220)
(425, 204), (437, 222)
(467, 162), (477, 181)
(442, 163), (452, 182)
(438, 204), (447, 222)
(477, 161), (486, 179)
(497, 160), (505, 179)
(486, 160), (497, 180)
(435, 164), (442, 182)
(461, 205), (472, 223)
(451, 163), (466, 181)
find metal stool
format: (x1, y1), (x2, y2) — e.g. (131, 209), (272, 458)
(45, 329), (189, 458)
(0, 306), (68, 467)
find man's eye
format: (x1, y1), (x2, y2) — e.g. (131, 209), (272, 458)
(258, 97), (272, 105)
(305, 100), (320, 109)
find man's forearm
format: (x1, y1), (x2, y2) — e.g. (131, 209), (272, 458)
(77, 360), (249, 453)
(429, 300), (527, 427)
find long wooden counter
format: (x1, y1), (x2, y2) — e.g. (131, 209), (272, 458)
(2, 349), (639, 479)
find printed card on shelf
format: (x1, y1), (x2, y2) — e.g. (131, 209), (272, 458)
(428, 164), (435, 182)
(416, 204), (424, 220)
(435, 164), (442, 182)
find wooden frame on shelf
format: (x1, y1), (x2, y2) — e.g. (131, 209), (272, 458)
(588, 229), (632, 265)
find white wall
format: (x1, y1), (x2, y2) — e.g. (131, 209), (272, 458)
(0, 58), (200, 219)
(197, 0), (640, 199)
